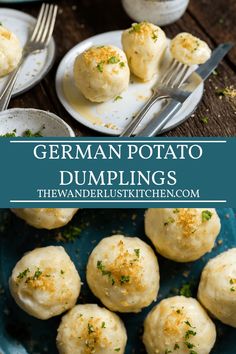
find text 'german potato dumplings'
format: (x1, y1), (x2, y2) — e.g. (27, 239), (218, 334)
(145, 208), (221, 262)
(9, 246), (81, 319)
(11, 208), (79, 229)
(86, 234), (160, 313)
(57, 304), (127, 354)
(198, 248), (236, 327)
(143, 296), (216, 354)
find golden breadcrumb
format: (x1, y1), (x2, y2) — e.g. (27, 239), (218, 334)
(176, 209), (198, 238)
(73, 316), (111, 353)
(84, 46), (121, 64)
(0, 27), (11, 40)
(100, 240), (145, 293)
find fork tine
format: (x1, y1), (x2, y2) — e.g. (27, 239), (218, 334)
(171, 65), (189, 87)
(35, 3), (50, 42)
(165, 61), (182, 86)
(44, 5), (58, 46)
(30, 3), (46, 41)
(160, 59), (175, 84)
(41, 5), (54, 43)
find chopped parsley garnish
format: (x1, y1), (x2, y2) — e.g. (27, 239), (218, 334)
(17, 268), (30, 279)
(180, 283), (192, 298)
(114, 349), (120, 352)
(97, 260), (115, 285)
(185, 342), (195, 349)
(24, 129), (42, 137)
(108, 56), (120, 64)
(185, 330), (197, 339)
(202, 210), (213, 222)
(191, 40), (200, 53)
(184, 321), (195, 329)
(165, 350), (172, 354)
(119, 61), (125, 68)
(174, 343), (180, 350)
(152, 31), (158, 42)
(120, 275), (130, 284)
(134, 249), (140, 258)
(114, 95), (123, 101)
(216, 87), (236, 98)
(32, 268), (42, 280)
(164, 217), (175, 226)
(1, 128), (42, 137)
(189, 351), (197, 354)
(60, 270), (65, 275)
(230, 280), (235, 292)
(129, 23), (142, 33)
(88, 323), (95, 334)
(101, 321), (106, 328)
(173, 208), (180, 213)
(97, 61), (104, 73)
(200, 116), (209, 124)
(0, 132), (16, 137)
(61, 225), (82, 242)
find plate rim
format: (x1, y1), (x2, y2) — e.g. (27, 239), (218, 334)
(0, 7), (56, 97)
(55, 30), (204, 136)
(0, 107), (75, 137)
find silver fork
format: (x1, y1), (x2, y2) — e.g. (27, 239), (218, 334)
(120, 59), (189, 137)
(0, 3), (58, 111)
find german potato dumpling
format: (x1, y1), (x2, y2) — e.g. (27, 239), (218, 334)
(170, 32), (211, 65)
(86, 234), (160, 313)
(145, 208), (221, 262)
(57, 304), (127, 354)
(74, 45), (130, 102)
(143, 296), (216, 354)
(198, 248), (236, 327)
(9, 246), (81, 319)
(122, 22), (167, 81)
(11, 208), (79, 229)
(0, 25), (22, 77)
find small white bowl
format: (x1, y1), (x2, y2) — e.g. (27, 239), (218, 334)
(122, 0), (189, 26)
(0, 108), (75, 137)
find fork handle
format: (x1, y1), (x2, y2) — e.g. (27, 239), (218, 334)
(135, 99), (182, 137)
(120, 93), (168, 137)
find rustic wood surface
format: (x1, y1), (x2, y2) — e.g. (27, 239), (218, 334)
(2, 0), (236, 136)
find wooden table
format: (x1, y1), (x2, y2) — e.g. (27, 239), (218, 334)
(5, 0), (236, 136)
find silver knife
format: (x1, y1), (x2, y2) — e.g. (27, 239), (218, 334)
(135, 43), (233, 137)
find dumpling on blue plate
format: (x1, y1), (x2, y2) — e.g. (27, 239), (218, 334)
(11, 208), (79, 229)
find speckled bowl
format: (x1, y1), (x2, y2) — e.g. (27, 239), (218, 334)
(122, 0), (189, 26)
(0, 108), (75, 137)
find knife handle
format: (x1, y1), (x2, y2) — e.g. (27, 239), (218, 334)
(135, 99), (182, 137)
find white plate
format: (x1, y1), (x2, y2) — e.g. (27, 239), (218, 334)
(0, 8), (56, 96)
(0, 108), (75, 137)
(56, 30), (203, 135)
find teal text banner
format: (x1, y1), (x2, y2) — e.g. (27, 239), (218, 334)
(0, 137), (235, 208)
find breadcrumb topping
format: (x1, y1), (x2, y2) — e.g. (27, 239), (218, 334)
(84, 46), (121, 64)
(175, 209), (198, 237)
(75, 316), (111, 353)
(97, 240), (145, 292)
(129, 22), (154, 36)
(0, 27), (11, 40)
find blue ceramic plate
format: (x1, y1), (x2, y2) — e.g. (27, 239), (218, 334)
(0, 208), (236, 354)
